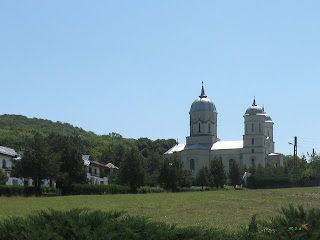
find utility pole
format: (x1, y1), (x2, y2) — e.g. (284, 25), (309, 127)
(293, 136), (298, 186)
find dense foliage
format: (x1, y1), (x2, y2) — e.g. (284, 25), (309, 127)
(12, 133), (87, 192)
(1, 205), (319, 239)
(0, 186), (55, 196)
(158, 154), (192, 191)
(210, 157), (227, 189)
(116, 147), (146, 192)
(0, 209), (234, 240)
(0, 169), (8, 185)
(71, 184), (130, 195)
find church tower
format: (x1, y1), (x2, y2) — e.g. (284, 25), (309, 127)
(243, 98), (269, 167)
(186, 82), (219, 145)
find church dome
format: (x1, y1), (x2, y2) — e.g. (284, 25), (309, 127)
(265, 114), (272, 121)
(190, 83), (216, 112)
(245, 98), (263, 115)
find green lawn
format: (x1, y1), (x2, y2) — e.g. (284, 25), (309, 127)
(1, 187), (320, 231)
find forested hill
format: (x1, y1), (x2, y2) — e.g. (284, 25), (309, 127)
(0, 114), (176, 165)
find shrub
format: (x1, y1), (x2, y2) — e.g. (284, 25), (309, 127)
(0, 186), (42, 196)
(242, 204), (320, 240)
(0, 208), (235, 240)
(247, 174), (293, 189)
(137, 186), (164, 194)
(71, 184), (130, 195)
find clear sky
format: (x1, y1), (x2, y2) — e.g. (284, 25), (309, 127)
(1, 1), (319, 157)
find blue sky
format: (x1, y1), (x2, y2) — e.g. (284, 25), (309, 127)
(1, 1), (320, 156)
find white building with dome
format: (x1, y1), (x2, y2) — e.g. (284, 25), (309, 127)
(164, 83), (283, 175)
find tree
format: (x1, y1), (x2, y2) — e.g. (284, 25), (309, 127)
(210, 157), (226, 189)
(158, 154), (190, 191)
(12, 133), (55, 191)
(117, 147), (146, 192)
(229, 161), (242, 187)
(0, 169), (8, 185)
(48, 134), (87, 192)
(196, 166), (210, 190)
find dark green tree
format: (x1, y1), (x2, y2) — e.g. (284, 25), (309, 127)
(0, 169), (8, 185)
(48, 134), (87, 192)
(229, 161), (242, 187)
(210, 157), (226, 189)
(256, 163), (264, 174)
(117, 147), (146, 192)
(196, 166), (210, 190)
(12, 133), (55, 191)
(158, 154), (190, 191)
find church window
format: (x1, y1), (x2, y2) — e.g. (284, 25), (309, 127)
(252, 123), (254, 132)
(190, 159), (195, 171)
(2, 160), (6, 169)
(252, 149), (254, 153)
(198, 123), (201, 133)
(252, 138), (254, 145)
(208, 123), (211, 133)
(251, 158), (255, 166)
(229, 159), (234, 169)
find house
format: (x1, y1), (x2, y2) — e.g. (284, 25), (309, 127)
(82, 155), (119, 185)
(0, 146), (24, 185)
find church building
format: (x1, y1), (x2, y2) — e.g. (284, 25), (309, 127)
(164, 83), (283, 175)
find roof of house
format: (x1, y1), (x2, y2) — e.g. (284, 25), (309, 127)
(82, 155), (119, 169)
(164, 140), (243, 154)
(0, 146), (18, 157)
(106, 163), (119, 169)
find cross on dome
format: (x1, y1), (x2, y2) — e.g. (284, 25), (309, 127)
(199, 81), (207, 98)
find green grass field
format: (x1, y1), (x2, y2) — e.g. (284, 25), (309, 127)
(1, 187), (320, 231)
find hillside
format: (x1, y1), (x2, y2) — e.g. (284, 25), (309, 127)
(0, 114), (176, 164)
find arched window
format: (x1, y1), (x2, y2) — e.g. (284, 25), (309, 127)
(251, 158), (255, 166)
(252, 149), (254, 153)
(2, 160), (6, 169)
(198, 123), (201, 133)
(229, 159), (234, 169)
(190, 159), (195, 171)
(252, 138), (254, 145)
(208, 123), (211, 133)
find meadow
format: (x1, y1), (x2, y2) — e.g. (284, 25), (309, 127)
(1, 187), (320, 231)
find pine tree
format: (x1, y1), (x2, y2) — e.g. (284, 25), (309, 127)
(117, 147), (146, 192)
(210, 157), (226, 189)
(196, 166), (209, 190)
(229, 161), (241, 187)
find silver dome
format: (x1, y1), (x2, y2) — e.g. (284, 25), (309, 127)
(190, 83), (216, 112)
(190, 97), (216, 112)
(245, 98), (263, 115)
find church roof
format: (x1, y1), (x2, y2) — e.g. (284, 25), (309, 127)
(164, 140), (243, 154)
(190, 82), (216, 112)
(211, 140), (243, 150)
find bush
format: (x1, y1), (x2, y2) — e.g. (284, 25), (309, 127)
(137, 186), (164, 194)
(0, 208), (235, 240)
(0, 186), (42, 196)
(71, 184), (130, 195)
(242, 204), (320, 240)
(247, 174), (293, 189)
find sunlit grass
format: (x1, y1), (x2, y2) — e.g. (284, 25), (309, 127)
(1, 187), (320, 231)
